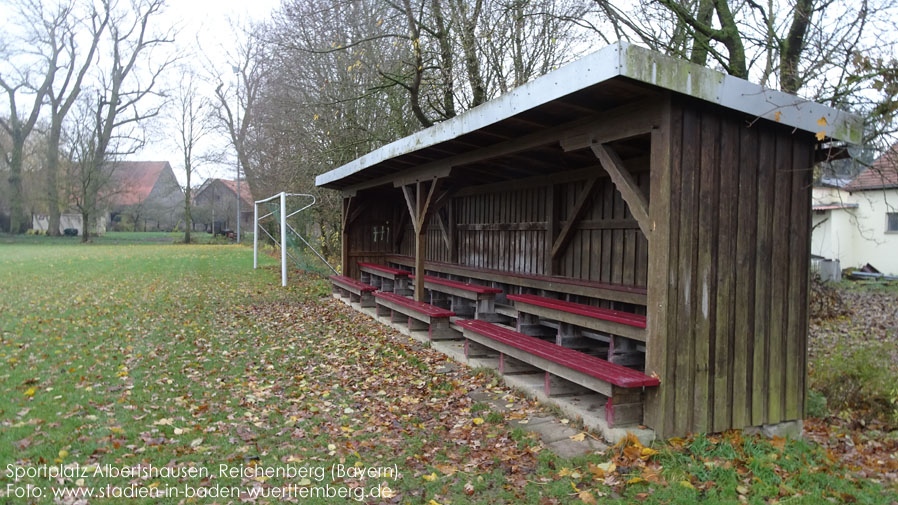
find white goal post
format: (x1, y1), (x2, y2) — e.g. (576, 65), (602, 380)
(253, 192), (337, 286)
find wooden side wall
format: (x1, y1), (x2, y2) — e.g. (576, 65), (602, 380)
(645, 98), (813, 437)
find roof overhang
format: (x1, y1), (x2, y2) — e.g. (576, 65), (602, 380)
(316, 42), (864, 190)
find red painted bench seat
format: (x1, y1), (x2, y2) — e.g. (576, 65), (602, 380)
(373, 292), (457, 340)
(373, 292), (455, 318)
(507, 294), (646, 328)
(329, 275), (376, 292)
(409, 274), (503, 295)
(409, 274), (502, 320)
(456, 319), (657, 426)
(358, 262), (412, 277)
(329, 275), (376, 307)
(358, 262), (412, 295)
(456, 319), (656, 388)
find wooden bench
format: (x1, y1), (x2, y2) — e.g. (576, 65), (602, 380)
(358, 262), (412, 295)
(507, 293), (645, 338)
(410, 274), (502, 320)
(456, 319), (658, 427)
(507, 293), (646, 366)
(329, 275), (377, 307)
(373, 291), (457, 340)
(386, 254), (647, 306)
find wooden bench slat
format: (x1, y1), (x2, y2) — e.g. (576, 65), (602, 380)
(507, 294), (646, 328)
(456, 319), (658, 388)
(329, 275), (377, 292)
(409, 274), (502, 295)
(373, 291), (455, 318)
(358, 262), (412, 277)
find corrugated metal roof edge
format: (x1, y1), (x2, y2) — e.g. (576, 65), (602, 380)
(316, 42), (863, 189)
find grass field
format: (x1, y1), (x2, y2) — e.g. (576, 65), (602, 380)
(1, 235), (895, 504)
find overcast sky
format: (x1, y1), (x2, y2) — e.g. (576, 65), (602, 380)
(133, 0), (281, 188)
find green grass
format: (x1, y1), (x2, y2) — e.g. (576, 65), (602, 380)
(0, 237), (895, 504)
(1, 231), (236, 246)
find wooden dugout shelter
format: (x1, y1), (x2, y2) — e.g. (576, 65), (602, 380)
(316, 43), (862, 438)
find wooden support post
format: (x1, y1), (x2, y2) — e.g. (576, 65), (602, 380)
(341, 196), (352, 276)
(644, 96), (673, 436)
(402, 178), (440, 302)
(415, 181), (426, 301)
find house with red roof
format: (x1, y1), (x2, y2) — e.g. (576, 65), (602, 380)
(812, 145), (898, 275)
(107, 161), (184, 231)
(192, 178), (253, 233)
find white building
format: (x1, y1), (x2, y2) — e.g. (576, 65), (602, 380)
(811, 146), (898, 275)
(32, 213), (107, 236)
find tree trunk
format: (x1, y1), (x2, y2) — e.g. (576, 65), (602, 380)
(8, 140), (26, 233)
(690, 0), (715, 66)
(780, 0), (814, 93)
(184, 169), (192, 244)
(46, 127), (62, 236)
(81, 210), (90, 243)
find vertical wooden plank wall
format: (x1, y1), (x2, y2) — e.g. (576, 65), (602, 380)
(343, 196), (396, 279)
(647, 98), (814, 437)
(444, 183), (649, 287)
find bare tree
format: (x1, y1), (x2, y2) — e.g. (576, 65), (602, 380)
(172, 68), (212, 243)
(43, 1), (109, 236)
(0, 0), (65, 233)
(67, 0), (174, 242)
(210, 25), (266, 202)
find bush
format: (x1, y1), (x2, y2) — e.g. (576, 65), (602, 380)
(806, 390), (828, 418)
(810, 341), (898, 425)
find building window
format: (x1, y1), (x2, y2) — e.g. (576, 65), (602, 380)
(888, 213), (898, 233)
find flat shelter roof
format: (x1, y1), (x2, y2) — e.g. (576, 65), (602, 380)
(316, 42), (863, 190)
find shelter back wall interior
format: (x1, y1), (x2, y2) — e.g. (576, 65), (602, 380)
(394, 177), (650, 287)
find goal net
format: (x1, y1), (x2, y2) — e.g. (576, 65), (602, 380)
(253, 192), (337, 286)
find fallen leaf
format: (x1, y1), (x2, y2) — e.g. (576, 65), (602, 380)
(13, 437), (32, 450)
(579, 490), (597, 504)
(570, 432), (586, 442)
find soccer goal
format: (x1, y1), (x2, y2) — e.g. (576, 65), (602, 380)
(253, 192), (337, 286)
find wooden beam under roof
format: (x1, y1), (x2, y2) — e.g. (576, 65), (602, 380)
(592, 143), (651, 237)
